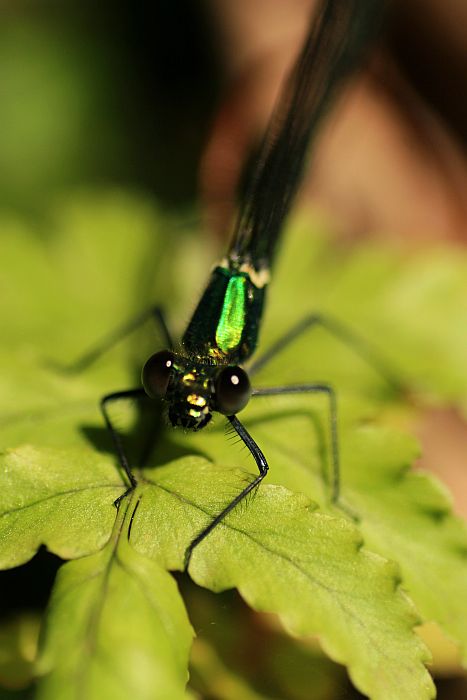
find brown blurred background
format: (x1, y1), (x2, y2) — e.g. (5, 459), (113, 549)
(200, 0), (467, 245)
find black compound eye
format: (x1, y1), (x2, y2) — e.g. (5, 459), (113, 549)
(142, 350), (174, 398)
(215, 366), (251, 415)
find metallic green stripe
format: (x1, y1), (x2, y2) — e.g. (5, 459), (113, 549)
(215, 275), (246, 353)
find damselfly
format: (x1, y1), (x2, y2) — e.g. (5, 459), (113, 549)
(75, 0), (392, 565)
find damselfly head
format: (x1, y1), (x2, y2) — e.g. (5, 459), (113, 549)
(142, 350), (252, 430)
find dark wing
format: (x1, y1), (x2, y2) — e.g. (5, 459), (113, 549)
(228, 0), (384, 271)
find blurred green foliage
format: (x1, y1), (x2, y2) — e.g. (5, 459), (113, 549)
(0, 3), (217, 212)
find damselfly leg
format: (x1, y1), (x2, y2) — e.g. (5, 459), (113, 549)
(57, 305), (173, 374)
(249, 312), (403, 394)
(251, 383), (341, 503)
(242, 311), (403, 516)
(101, 388), (146, 507)
(184, 415), (268, 568)
(58, 306), (173, 505)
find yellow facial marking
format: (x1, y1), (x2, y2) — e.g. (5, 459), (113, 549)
(187, 394), (207, 407)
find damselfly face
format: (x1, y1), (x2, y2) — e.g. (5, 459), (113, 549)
(142, 350), (251, 431)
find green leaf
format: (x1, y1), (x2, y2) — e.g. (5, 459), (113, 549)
(187, 399), (467, 664)
(343, 427), (467, 664)
(130, 459), (434, 700)
(36, 513), (193, 700)
(0, 444), (435, 699)
(0, 446), (121, 567)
